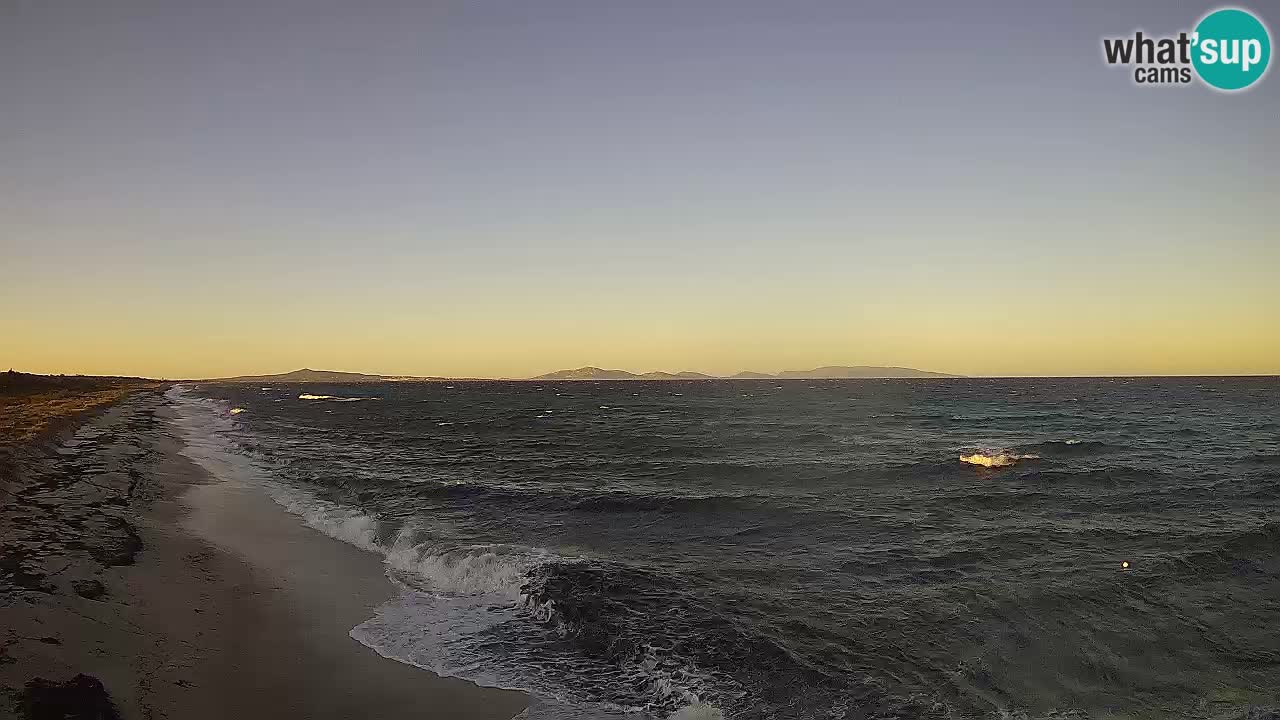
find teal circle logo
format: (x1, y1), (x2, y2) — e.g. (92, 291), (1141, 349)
(1192, 8), (1271, 90)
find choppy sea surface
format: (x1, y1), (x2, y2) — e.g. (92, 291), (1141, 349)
(170, 378), (1280, 720)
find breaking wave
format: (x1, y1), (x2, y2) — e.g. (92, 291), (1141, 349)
(959, 450), (1040, 468)
(297, 393), (380, 401)
(1023, 440), (1117, 456)
(169, 378), (1280, 720)
(167, 385), (725, 720)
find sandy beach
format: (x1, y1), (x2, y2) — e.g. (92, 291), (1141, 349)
(0, 388), (527, 719)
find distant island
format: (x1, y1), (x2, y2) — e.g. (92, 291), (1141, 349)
(532, 366), (960, 380)
(534, 368), (717, 381)
(775, 365), (959, 379)
(210, 368), (447, 383)
(206, 365), (960, 383)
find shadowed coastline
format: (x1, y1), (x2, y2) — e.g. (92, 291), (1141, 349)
(0, 375), (526, 720)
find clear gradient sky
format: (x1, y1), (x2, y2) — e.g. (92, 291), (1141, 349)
(3, 1), (1277, 379)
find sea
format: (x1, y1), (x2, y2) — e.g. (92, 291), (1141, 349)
(168, 377), (1280, 720)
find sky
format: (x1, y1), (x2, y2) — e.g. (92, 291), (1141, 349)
(2, 0), (1277, 379)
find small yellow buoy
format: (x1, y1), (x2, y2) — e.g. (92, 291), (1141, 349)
(1121, 560), (1130, 569)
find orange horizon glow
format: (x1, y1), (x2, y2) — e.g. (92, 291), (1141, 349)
(6, 249), (1278, 380)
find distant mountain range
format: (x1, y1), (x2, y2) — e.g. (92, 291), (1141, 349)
(531, 365), (959, 380)
(208, 365), (959, 383)
(534, 367), (717, 381)
(210, 368), (443, 383)
(775, 365), (958, 379)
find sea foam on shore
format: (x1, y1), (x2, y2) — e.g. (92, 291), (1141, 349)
(168, 386), (719, 720)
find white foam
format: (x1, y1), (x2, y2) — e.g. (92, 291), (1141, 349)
(167, 386), (715, 720)
(298, 393), (379, 401)
(266, 488), (383, 552)
(959, 450), (1039, 468)
(350, 595), (715, 720)
(171, 386), (567, 602)
(167, 387), (260, 485)
(384, 531), (550, 600)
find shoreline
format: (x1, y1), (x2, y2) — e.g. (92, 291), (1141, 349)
(1, 389), (527, 719)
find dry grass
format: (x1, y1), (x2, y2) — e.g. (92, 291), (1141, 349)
(0, 372), (165, 446)
(0, 388), (136, 444)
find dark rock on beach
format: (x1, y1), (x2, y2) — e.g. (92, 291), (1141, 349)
(70, 580), (104, 601)
(18, 674), (120, 720)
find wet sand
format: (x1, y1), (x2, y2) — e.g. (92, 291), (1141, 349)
(0, 389), (527, 719)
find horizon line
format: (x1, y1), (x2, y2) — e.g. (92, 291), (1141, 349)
(8, 368), (1279, 382)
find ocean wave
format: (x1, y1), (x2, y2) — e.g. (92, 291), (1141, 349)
(168, 386), (726, 719)
(519, 562), (747, 714)
(385, 534), (552, 600)
(239, 478), (556, 602)
(513, 560), (923, 719)
(297, 393), (380, 402)
(1023, 440), (1118, 456)
(959, 450), (1040, 468)
(410, 480), (762, 516)
(945, 490), (1054, 513)
(259, 483), (384, 553)
(169, 380), (1280, 720)
(1175, 522), (1280, 578)
(1015, 466), (1171, 486)
(668, 705), (725, 720)
(1243, 484), (1280, 500)
(214, 479), (744, 719)
(347, 553), (741, 719)
(169, 386), (548, 597)
(566, 491), (751, 514)
(1244, 452), (1280, 466)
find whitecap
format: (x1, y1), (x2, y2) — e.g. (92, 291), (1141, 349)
(959, 450), (1039, 468)
(167, 385), (713, 720)
(298, 393), (378, 402)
